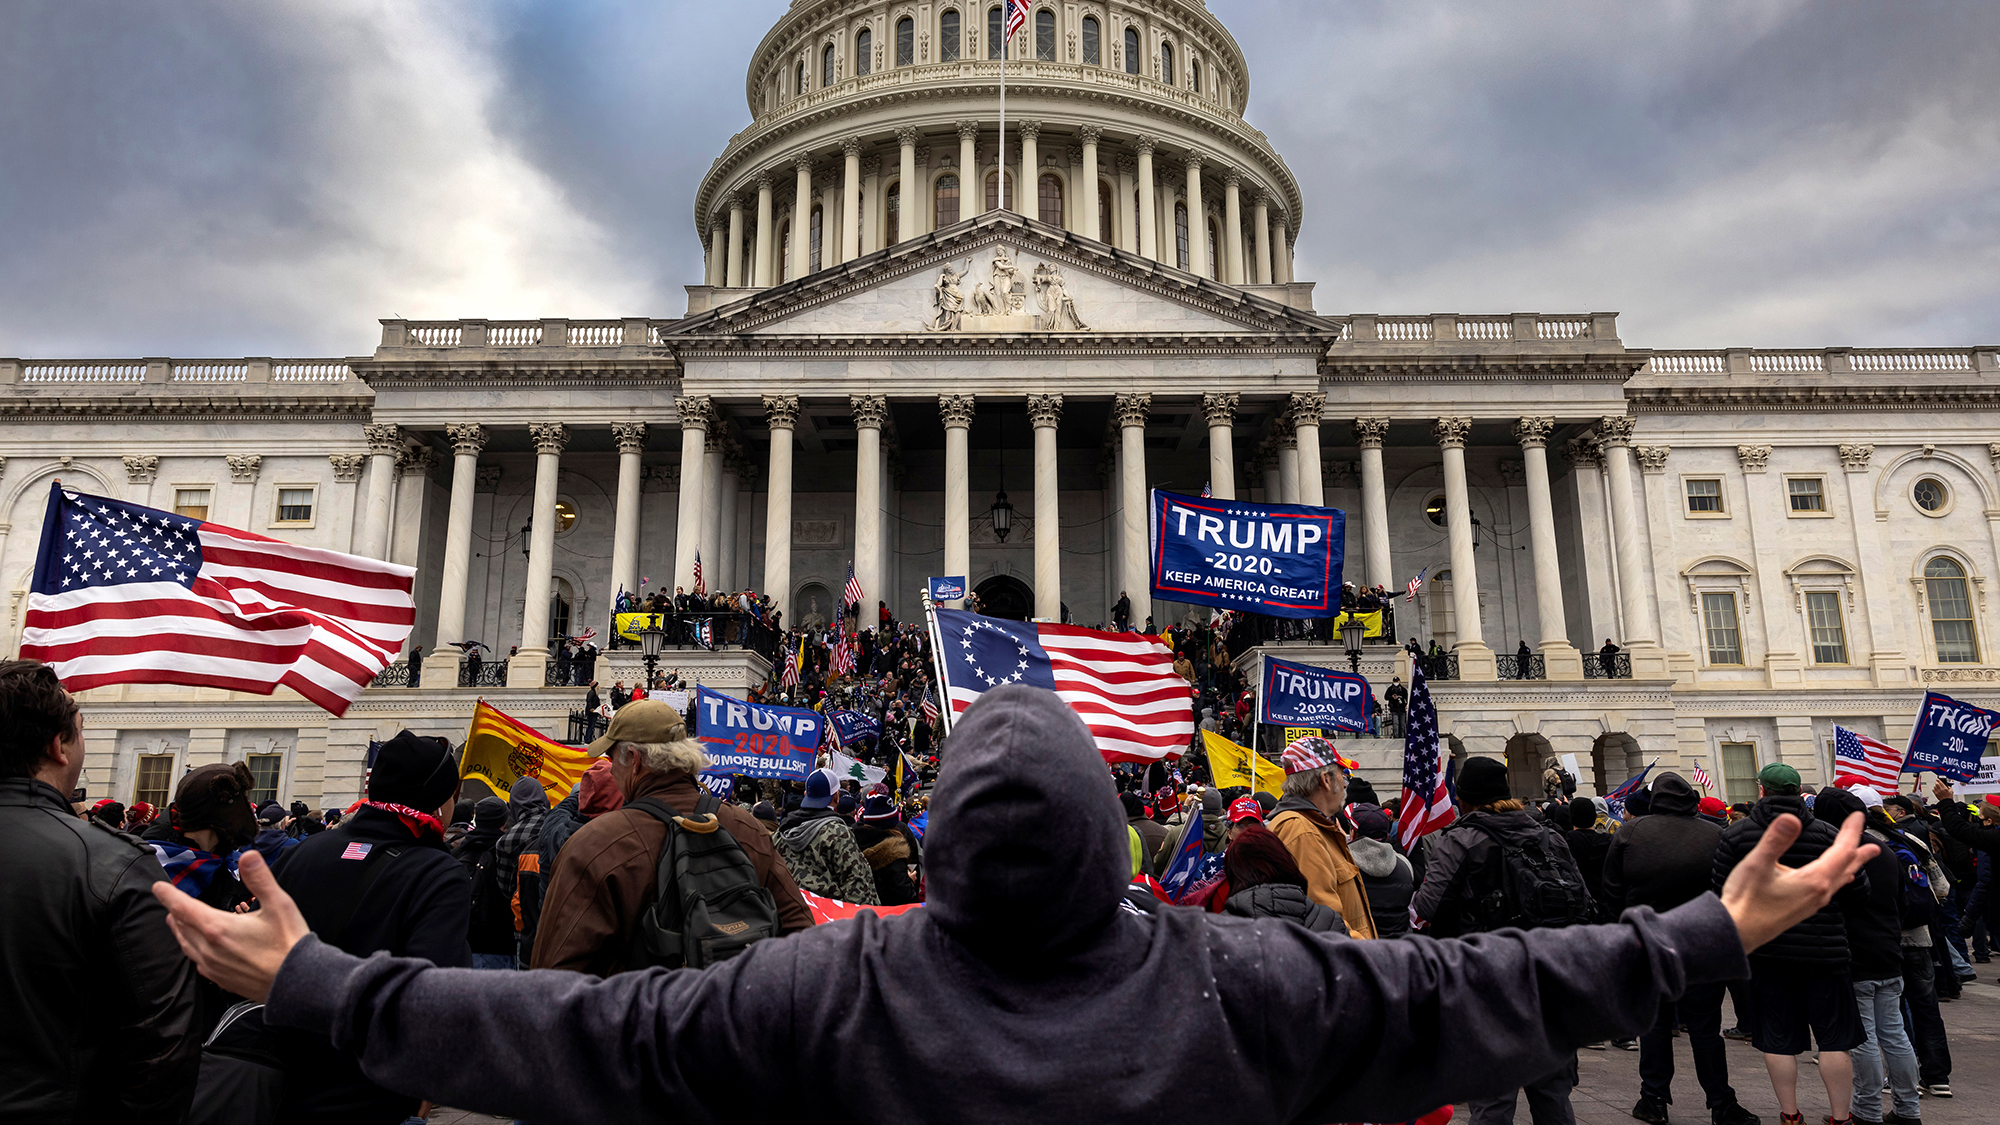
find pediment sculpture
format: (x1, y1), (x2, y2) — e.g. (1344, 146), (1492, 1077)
(927, 246), (1083, 332)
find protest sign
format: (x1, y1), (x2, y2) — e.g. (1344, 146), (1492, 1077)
(1260, 655), (1370, 733)
(694, 685), (821, 781)
(1149, 490), (1345, 619)
(928, 576), (967, 602)
(1957, 758), (2000, 796)
(1906, 691), (1999, 782)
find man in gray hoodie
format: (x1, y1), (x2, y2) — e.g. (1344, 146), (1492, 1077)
(155, 684), (1878, 1125)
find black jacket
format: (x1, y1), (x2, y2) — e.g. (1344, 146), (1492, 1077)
(269, 805), (472, 1124)
(0, 778), (200, 1124)
(1936, 799), (2000, 855)
(1601, 774), (1719, 914)
(1564, 828), (1610, 908)
(1349, 836), (1414, 937)
(1223, 882), (1345, 933)
(1712, 792), (1867, 969)
(852, 821), (923, 906)
(1410, 808), (1583, 938)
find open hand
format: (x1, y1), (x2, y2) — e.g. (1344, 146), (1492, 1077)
(152, 850), (308, 1001)
(1720, 811), (1876, 953)
(1933, 779), (1955, 804)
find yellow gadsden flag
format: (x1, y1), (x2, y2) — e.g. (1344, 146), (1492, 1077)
(460, 700), (595, 804)
(1202, 729), (1286, 797)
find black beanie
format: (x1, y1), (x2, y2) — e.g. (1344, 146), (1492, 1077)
(367, 730), (460, 812)
(472, 796), (507, 830)
(1458, 756), (1511, 808)
(1626, 788), (1653, 816)
(1567, 796), (1598, 831)
(1119, 792), (1145, 819)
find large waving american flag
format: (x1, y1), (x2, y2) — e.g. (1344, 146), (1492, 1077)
(934, 609), (1193, 763)
(1394, 661), (1455, 848)
(1834, 726), (1904, 793)
(842, 562), (864, 611)
(20, 484), (414, 716)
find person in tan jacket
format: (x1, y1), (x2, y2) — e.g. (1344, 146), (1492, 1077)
(1266, 737), (1377, 939)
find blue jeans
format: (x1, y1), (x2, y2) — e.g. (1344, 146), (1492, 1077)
(1852, 978), (1920, 1121)
(472, 952), (516, 971)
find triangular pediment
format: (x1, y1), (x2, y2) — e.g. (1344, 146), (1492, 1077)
(664, 211), (1339, 341)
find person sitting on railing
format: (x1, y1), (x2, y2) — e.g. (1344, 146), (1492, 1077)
(1599, 639), (1621, 678)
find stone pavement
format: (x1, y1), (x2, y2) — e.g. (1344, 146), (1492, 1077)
(427, 979), (1999, 1125)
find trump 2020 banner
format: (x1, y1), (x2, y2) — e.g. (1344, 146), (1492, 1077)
(694, 685), (822, 781)
(1149, 490), (1344, 619)
(1260, 655), (1370, 733)
(1906, 691), (1998, 782)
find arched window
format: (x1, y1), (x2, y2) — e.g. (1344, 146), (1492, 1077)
(1082, 16), (1101, 65)
(857, 29), (873, 76)
(795, 61), (806, 96)
(823, 45), (836, 88)
(940, 11), (960, 61)
(777, 219), (792, 283)
(1038, 174), (1063, 226)
(548, 578), (573, 647)
(809, 205), (824, 273)
(1206, 217), (1220, 278)
(986, 169), (1015, 212)
(1124, 27), (1140, 74)
(1191, 57), (1201, 94)
(886, 183), (902, 245)
(1161, 42), (1175, 85)
(989, 7), (1005, 59)
(935, 174), (961, 228)
(1174, 202), (1190, 270)
(897, 17), (915, 66)
(1926, 557), (1980, 663)
(1035, 9), (1055, 61)
(1098, 179), (1114, 242)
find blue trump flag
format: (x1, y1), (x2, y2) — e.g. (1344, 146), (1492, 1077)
(1149, 489), (1345, 619)
(1605, 759), (1658, 824)
(928, 575), (967, 602)
(693, 685), (822, 781)
(1907, 691), (1998, 782)
(1156, 803), (1225, 904)
(1260, 655), (1371, 733)
(827, 708), (881, 749)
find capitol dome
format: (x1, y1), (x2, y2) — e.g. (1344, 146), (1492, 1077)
(693, 0), (1305, 291)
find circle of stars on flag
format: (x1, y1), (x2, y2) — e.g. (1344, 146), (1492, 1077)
(957, 616), (1034, 688)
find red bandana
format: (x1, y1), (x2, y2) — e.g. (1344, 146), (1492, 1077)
(363, 801), (444, 841)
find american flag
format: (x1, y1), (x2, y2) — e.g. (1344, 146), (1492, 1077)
(1005, 0), (1027, 38)
(1835, 726), (1904, 793)
(692, 550), (705, 595)
(1406, 567), (1427, 603)
(20, 484), (413, 717)
(781, 636), (803, 687)
(340, 841), (373, 861)
(843, 562), (864, 612)
(934, 609), (1194, 763)
(1690, 762), (1714, 792)
(920, 684), (940, 725)
(831, 630), (856, 675)
(1394, 661), (1455, 849)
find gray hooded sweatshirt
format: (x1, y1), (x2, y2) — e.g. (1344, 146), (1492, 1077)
(263, 683), (1750, 1124)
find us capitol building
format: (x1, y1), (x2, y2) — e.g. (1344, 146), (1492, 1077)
(6, 0), (1996, 811)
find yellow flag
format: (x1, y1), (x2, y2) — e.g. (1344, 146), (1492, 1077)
(1202, 729), (1286, 796)
(1333, 610), (1385, 639)
(460, 700), (596, 804)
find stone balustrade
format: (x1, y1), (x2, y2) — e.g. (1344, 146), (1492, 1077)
(1642, 347), (1998, 376)
(380, 319), (657, 350)
(1, 358), (357, 387)
(1336, 312), (1619, 348)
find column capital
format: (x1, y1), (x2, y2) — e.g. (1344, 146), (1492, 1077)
(850, 394), (890, 430)
(611, 422), (648, 453)
(703, 429), (724, 455)
(763, 394), (802, 430)
(1595, 415), (1636, 447)
(1289, 392), (1325, 430)
(226, 454), (262, 483)
(793, 152), (815, 174)
(1201, 392), (1239, 428)
(1270, 413), (1297, 449)
(1133, 134), (1158, 157)
(122, 455), (159, 484)
(1565, 434), (1604, 470)
(675, 394), (714, 431)
(445, 423), (489, 456)
(895, 125), (920, 147)
(1513, 416), (1555, 449)
(397, 445), (437, 476)
(1433, 417), (1472, 450)
(755, 174), (774, 193)
(1027, 394), (1064, 428)
(329, 454), (365, 482)
(1018, 119), (1042, 141)
(727, 193), (745, 212)
(1634, 445), (1671, 474)
(938, 393), (976, 429)
(477, 465), (503, 491)
(1736, 444), (1772, 473)
(843, 135), (865, 157)
(1841, 444), (1876, 473)
(954, 120), (979, 142)
(1182, 151), (1204, 173)
(1352, 417), (1390, 449)
(1112, 392), (1151, 429)
(1079, 124), (1102, 146)
(362, 423), (402, 455)
(1222, 168), (1242, 189)
(1253, 191), (1273, 209)
(528, 423), (569, 456)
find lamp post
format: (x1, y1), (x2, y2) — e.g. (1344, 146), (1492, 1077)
(1341, 615), (1368, 675)
(638, 620), (666, 690)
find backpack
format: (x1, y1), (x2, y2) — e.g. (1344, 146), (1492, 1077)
(466, 843), (514, 950)
(625, 792), (779, 971)
(1872, 829), (1940, 929)
(1459, 818), (1595, 932)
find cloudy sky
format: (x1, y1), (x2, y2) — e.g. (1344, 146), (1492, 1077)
(4, 0), (1997, 359)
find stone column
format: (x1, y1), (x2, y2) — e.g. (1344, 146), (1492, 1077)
(896, 127), (919, 241)
(509, 423), (568, 685)
(705, 224), (724, 287)
(1274, 216), (1294, 284)
(940, 395), (975, 606)
(1017, 121), (1040, 215)
(701, 433), (725, 587)
(609, 422), (646, 621)
(841, 137), (863, 261)
(1598, 415), (1664, 670)
(753, 176), (776, 287)
(357, 423), (401, 561)
(1135, 136), (1159, 261)
(1292, 393), (1325, 507)
(1080, 126), (1102, 240)
(1029, 394), (1064, 620)
(726, 196), (746, 288)
(672, 396), (711, 593)
(1184, 155), (1207, 277)
(1516, 417), (1583, 680)
(1222, 171), (1245, 285)
(948, 121), (975, 221)
(1355, 419), (1393, 590)
(763, 396), (800, 624)
(791, 155), (814, 281)
(851, 395), (888, 621)
(717, 450), (741, 592)
(1115, 393), (1151, 627)
(1261, 455), (1282, 502)
(1839, 444), (1902, 683)
(1436, 417), (1495, 679)
(422, 424), (486, 687)
(1202, 393), (1238, 500)
(1275, 416), (1300, 504)
(1252, 194), (1273, 284)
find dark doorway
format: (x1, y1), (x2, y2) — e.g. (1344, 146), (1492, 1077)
(974, 575), (1035, 621)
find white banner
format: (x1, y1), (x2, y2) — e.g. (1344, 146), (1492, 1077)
(1958, 758), (2000, 795)
(826, 749), (886, 789)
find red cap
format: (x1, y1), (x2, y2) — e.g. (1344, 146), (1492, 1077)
(1226, 796), (1264, 824)
(1698, 797), (1727, 818)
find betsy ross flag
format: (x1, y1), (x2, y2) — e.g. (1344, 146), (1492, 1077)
(1005, 0), (1027, 37)
(1834, 726), (1904, 793)
(1690, 762), (1715, 792)
(843, 562), (864, 612)
(1406, 567), (1427, 603)
(934, 608), (1193, 763)
(21, 484), (414, 716)
(1394, 661), (1455, 849)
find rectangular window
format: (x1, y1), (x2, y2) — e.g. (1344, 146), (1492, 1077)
(1685, 478), (1722, 514)
(1702, 592), (1743, 665)
(1805, 591), (1848, 664)
(135, 754), (175, 808)
(940, 12), (959, 61)
(174, 488), (211, 520)
(1787, 477), (1826, 513)
(1719, 742), (1759, 806)
(275, 488), (314, 523)
(245, 753), (283, 805)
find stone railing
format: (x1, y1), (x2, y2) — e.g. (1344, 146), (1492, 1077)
(382, 319), (657, 350)
(2, 358), (361, 388)
(1338, 313), (1616, 347)
(19, 362), (147, 383)
(1643, 348), (1996, 376)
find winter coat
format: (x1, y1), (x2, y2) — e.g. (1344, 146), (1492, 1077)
(252, 825), (301, 867)
(1712, 792), (1868, 970)
(1223, 882), (1345, 933)
(1409, 809), (1583, 939)
(1349, 836), (1414, 937)
(0, 778), (200, 1124)
(1563, 829), (1609, 907)
(777, 806), (881, 905)
(495, 777), (550, 945)
(1600, 773), (1718, 915)
(531, 770), (813, 977)
(1267, 797), (1378, 939)
(853, 821), (923, 905)
(263, 682), (1755, 1125)
(1812, 789), (1905, 982)
(1936, 799), (2000, 856)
